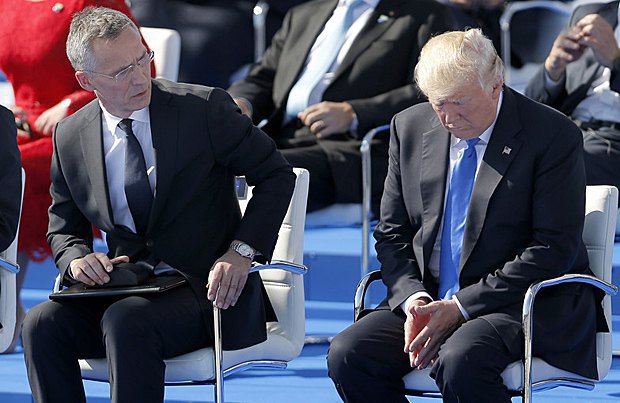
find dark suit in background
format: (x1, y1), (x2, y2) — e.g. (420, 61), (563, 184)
(0, 105), (22, 252)
(328, 87), (605, 401)
(526, 1), (620, 194)
(22, 79), (295, 401)
(228, 0), (450, 212)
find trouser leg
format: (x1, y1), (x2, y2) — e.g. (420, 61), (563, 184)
(431, 315), (521, 403)
(327, 309), (412, 403)
(22, 299), (108, 403)
(102, 285), (211, 403)
(582, 127), (620, 194)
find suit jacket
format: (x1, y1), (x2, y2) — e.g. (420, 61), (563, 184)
(0, 105), (22, 252)
(47, 79), (296, 350)
(228, 0), (450, 204)
(525, 1), (620, 115)
(376, 87), (603, 378)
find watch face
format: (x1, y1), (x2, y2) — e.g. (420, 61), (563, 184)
(233, 242), (254, 258)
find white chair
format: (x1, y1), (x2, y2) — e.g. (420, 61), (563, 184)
(0, 168), (25, 353)
(140, 27), (181, 81)
(75, 168), (309, 403)
(500, 1), (572, 93)
(354, 185), (619, 403)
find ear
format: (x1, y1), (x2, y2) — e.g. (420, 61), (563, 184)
(75, 71), (95, 91)
(491, 79), (503, 98)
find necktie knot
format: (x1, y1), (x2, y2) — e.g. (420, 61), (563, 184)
(118, 119), (133, 137)
(466, 138), (480, 148)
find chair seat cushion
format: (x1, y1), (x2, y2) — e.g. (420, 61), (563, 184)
(402, 358), (595, 393)
(79, 332), (300, 382)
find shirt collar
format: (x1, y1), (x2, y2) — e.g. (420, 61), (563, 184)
(100, 103), (150, 135)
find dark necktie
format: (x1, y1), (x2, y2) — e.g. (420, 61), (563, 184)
(438, 138), (480, 300)
(118, 118), (153, 235)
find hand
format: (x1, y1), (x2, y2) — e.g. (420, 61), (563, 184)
(544, 26), (586, 81)
(233, 97), (253, 118)
(34, 100), (71, 136)
(576, 14), (620, 68)
(406, 300), (465, 369)
(297, 101), (355, 139)
(11, 106), (31, 139)
(207, 249), (252, 309)
(404, 298), (432, 367)
(69, 253), (130, 286)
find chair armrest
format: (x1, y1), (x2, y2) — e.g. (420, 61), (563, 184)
(522, 273), (618, 400)
(360, 124), (391, 278)
(354, 270), (383, 322)
(249, 260), (308, 275)
(0, 256), (19, 274)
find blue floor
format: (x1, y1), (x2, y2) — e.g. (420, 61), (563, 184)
(2, 226), (620, 402)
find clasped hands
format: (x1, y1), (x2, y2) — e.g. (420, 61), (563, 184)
(546, 14), (620, 81)
(404, 298), (465, 370)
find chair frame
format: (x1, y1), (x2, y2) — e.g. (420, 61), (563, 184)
(360, 124), (390, 278)
(0, 168), (25, 353)
(499, 0), (571, 86)
(354, 185), (619, 403)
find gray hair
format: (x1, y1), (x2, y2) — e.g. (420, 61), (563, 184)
(414, 29), (504, 101)
(66, 7), (138, 72)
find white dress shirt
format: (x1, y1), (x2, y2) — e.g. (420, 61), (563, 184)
(100, 104), (156, 234)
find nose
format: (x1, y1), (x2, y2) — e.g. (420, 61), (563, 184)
(440, 104), (459, 127)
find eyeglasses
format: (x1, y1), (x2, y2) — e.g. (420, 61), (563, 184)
(84, 51), (154, 82)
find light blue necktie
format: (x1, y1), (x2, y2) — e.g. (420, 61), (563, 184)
(438, 138), (480, 300)
(285, 0), (362, 119)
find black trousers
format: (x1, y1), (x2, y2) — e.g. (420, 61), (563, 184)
(327, 308), (524, 403)
(582, 127), (620, 198)
(22, 284), (211, 403)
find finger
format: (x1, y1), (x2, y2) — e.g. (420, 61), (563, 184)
(82, 254), (110, 284)
(207, 266), (223, 301)
(94, 252), (114, 273)
(80, 262), (108, 285)
(310, 119), (325, 135)
(409, 327), (431, 353)
(17, 129), (30, 139)
(109, 255), (130, 265)
(231, 276), (247, 306)
(417, 339), (442, 369)
(216, 277), (234, 309)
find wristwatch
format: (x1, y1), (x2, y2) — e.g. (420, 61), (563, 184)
(230, 241), (256, 260)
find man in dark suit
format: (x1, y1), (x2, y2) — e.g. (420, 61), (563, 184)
(228, 0), (450, 212)
(526, 1), (620, 194)
(21, 7), (295, 403)
(0, 105), (21, 252)
(327, 29), (604, 402)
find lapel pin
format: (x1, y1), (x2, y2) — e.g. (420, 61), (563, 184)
(377, 14), (389, 23)
(502, 146), (512, 156)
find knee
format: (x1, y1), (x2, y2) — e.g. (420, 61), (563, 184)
(433, 342), (478, 390)
(22, 302), (62, 349)
(327, 331), (364, 384)
(100, 299), (153, 343)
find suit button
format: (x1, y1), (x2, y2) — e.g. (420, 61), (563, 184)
(146, 240), (154, 248)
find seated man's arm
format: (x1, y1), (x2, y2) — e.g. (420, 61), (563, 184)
(0, 106), (22, 253)
(205, 88), (296, 309)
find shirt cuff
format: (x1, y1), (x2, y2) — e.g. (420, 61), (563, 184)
(400, 291), (433, 314)
(452, 295), (470, 321)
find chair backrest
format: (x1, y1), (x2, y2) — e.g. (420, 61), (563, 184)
(582, 185), (618, 380)
(500, 1), (571, 87)
(237, 168), (309, 358)
(140, 27), (181, 82)
(0, 168), (25, 353)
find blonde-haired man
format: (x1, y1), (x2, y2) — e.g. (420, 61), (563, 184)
(328, 29), (604, 402)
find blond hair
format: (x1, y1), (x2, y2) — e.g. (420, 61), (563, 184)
(414, 29), (503, 101)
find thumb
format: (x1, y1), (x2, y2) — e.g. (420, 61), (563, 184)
(413, 302), (437, 316)
(110, 255), (130, 264)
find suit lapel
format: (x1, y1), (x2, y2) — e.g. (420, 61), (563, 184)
(148, 82), (179, 232)
(280, 1), (338, 95)
(420, 116), (450, 265)
(79, 102), (115, 230)
(460, 89), (523, 270)
(332, 0), (401, 82)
